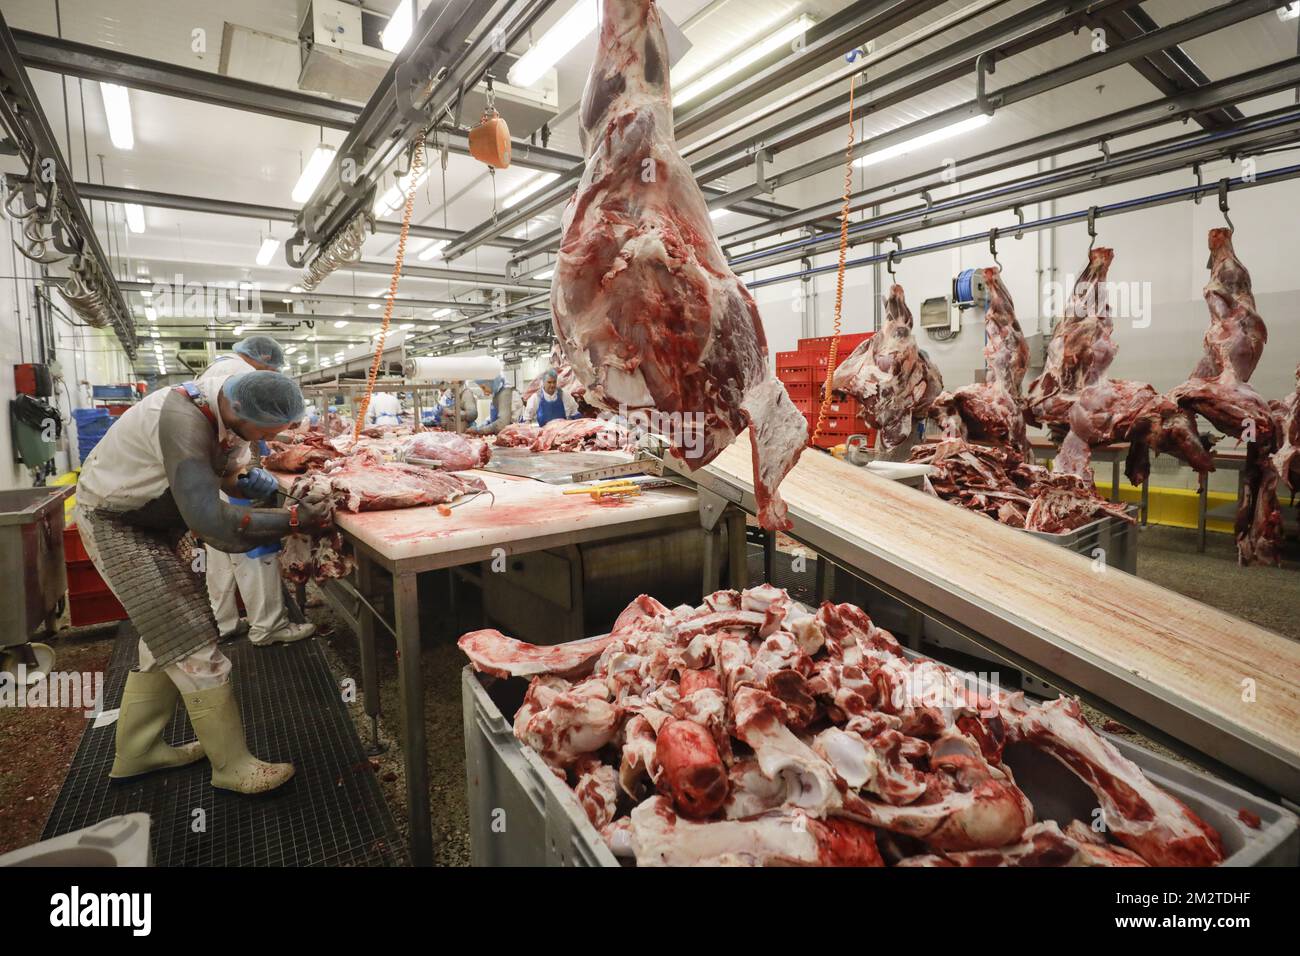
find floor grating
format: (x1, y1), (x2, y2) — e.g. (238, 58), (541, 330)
(43, 628), (406, 866)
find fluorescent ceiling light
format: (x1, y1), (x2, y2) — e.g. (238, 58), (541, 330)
(374, 168), (428, 215)
(334, 320), (349, 328)
(1281, 3), (1299, 21)
(534, 269), (554, 280)
(673, 16), (814, 108)
(400, 323), (414, 330)
(508, 0), (598, 88)
(853, 114), (991, 169)
(381, 0), (415, 53)
(708, 208), (732, 221)
(145, 307), (157, 322)
(290, 285), (304, 294)
(432, 308), (452, 318)
(124, 203), (146, 234)
(292, 144), (337, 203)
(503, 172), (559, 209)
(141, 289), (152, 299)
(418, 239), (449, 261)
(285, 346), (297, 355)
(297, 355), (308, 364)
(149, 330), (159, 338)
(256, 236), (280, 266)
(100, 83), (134, 150)
(233, 325), (244, 335)
(368, 303), (382, 310)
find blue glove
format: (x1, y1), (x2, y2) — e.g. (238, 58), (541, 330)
(257, 439), (272, 457)
(236, 467), (278, 500)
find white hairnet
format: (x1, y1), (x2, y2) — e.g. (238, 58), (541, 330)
(222, 370), (305, 426)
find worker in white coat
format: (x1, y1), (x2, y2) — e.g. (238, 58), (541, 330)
(197, 336), (315, 648)
(76, 371), (331, 794)
(467, 377), (519, 436)
(456, 381), (481, 430)
(523, 369), (580, 426)
(364, 390), (403, 426)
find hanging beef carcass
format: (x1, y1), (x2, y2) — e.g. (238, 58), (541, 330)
(1169, 229), (1281, 565)
(1273, 365), (1300, 491)
(929, 268), (1029, 454)
(551, 0), (807, 530)
(831, 283), (943, 452)
(400, 431), (491, 472)
(1026, 247), (1117, 436)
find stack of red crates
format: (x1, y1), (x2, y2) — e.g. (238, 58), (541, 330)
(776, 332), (877, 449)
(64, 526), (127, 627)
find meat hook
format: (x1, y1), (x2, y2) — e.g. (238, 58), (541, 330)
(1086, 205), (1099, 251)
(1217, 178), (1234, 232)
(989, 226), (1001, 271)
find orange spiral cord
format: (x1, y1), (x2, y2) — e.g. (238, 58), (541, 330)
(810, 73), (857, 446)
(353, 130), (427, 444)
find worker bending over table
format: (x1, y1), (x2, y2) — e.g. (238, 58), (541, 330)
(522, 368), (580, 426)
(197, 336), (315, 648)
(467, 376), (520, 436)
(75, 370), (331, 794)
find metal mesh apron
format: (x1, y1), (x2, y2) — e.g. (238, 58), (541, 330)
(79, 508), (218, 670)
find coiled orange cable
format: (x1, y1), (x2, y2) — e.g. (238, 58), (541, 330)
(810, 73), (857, 446)
(353, 130), (427, 443)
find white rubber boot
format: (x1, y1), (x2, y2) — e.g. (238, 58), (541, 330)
(180, 682), (294, 794)
(109, 670), (205, 779)
(251, 621), (316, 647)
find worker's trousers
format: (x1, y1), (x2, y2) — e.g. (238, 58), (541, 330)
(206, 545), (289, 644)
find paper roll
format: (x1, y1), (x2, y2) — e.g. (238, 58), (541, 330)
(403, 355), (502, 383)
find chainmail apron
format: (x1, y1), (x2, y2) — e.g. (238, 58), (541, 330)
(78, 508), (218, 671)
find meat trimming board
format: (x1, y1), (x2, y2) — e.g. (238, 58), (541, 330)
(692, 434), (1300, 801)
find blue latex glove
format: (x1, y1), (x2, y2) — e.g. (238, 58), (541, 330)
(257, 439), (272, 457)
(236, 467), (278, 500)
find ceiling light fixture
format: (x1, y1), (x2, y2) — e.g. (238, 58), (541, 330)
(381, 0), (416, 53)
(853, 114), (991, 169)
(673, 16), (814, 108)
(292, 143), (337, 203)
(417, 239), (449, 261)
(503, 172), (560, 209)
(256, 235), (280, 266)
(334, 320), (349, 328)
(508, 0), (598, 88)
(124, 203), (146, 233)
(100, 83), (134, 150)
(145, 307), (157, 322)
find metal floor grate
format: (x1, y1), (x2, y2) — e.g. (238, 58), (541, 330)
(43, 628), (406, 867)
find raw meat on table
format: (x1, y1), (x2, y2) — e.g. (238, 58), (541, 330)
(460, 586), (1220, 867)
(289, 448), (486, 513)
(400, 431), (491, 471)
(493, 422), (540, 448)
(831, 283), (943, 452)
(530, 416), (631, 452)
(263, 432), (343, 473)
(930, 268), (1029, 454)
(550, 0), (807, 530)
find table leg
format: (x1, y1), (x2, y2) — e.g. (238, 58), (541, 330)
(355, 556), (383, 756)
(1111, 457), (1120, 503)
(702, 529), (721, 596)
(763, 530), (775, 584)
(393, 570), (433, 866)
(815, 556), (834, 603)
(1198, 474), (1208, 554)
(726, 510), (748, 590)
(1141, 475), (1150, 526)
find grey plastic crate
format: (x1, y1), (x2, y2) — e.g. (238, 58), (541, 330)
(463, 663), (1298, 867)
(1025, 505), (1139, 575)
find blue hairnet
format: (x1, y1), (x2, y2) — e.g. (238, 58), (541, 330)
(542, 368), (559, 382)
(222, 371), (305, 427)
(475, 378), (493, 387)
(233, 335), (285, 368)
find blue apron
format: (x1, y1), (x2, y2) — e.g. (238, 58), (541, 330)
(536, 390), (567, 427)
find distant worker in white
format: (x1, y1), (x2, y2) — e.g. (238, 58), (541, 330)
(76, 370), (331, 794)
(197, 336), (315, 648)
(364, 389), (404, 426)
(523, 368), (580, 426)
(467, 376), (519, 436)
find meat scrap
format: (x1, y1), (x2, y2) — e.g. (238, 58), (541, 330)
(551, 0), (807, 530)
(831, 283), (943, 452)
(400, 431), (491, 471)
(279, 530), (354, 586)
(459, 587), (1222, 867)
(263, 432), (343, 473)
(494, 422), (541, 448)
(290, 449), (486, 513)
(530, 417), (631, 453)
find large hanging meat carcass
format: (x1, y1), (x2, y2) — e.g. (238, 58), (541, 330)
(550, 0), (807, 530)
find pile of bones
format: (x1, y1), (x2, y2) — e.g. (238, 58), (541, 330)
(460, 585), (1227, 867)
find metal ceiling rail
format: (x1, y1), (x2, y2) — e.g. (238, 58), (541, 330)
(730, 105), (1300, 272)
(501, 0), (1133, 269)
(0, 12), (136, 356)
(291, 0), (555, 268)
(440, 0), (956, 263)
(716, 56), (1300, 250)
(711, 0), (1293, 204)
(74, 181), (526, 250)
(744, 161), (1300, 290)
(106, 278), (489, 313)
(672, 0), (951, 137)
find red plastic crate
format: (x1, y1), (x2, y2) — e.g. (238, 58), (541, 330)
(799, 332), (873, 353)
(824, 397), (861, 418)
(776, 366), (815, 385)
(775, 350), (808, 365)
(69, 591), (127, 627)
(106, 404), (132, 416)
(782, 381), (816, 403)
(67, 560), (111, 597)
(64, 526), (89, 563)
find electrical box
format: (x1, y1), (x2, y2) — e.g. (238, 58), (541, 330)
(920, 296), (959, 332)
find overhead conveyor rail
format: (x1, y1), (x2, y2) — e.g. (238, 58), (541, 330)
(0, 12), (136, 357)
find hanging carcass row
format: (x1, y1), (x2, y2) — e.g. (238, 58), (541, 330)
(550, 0), (808, 530)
